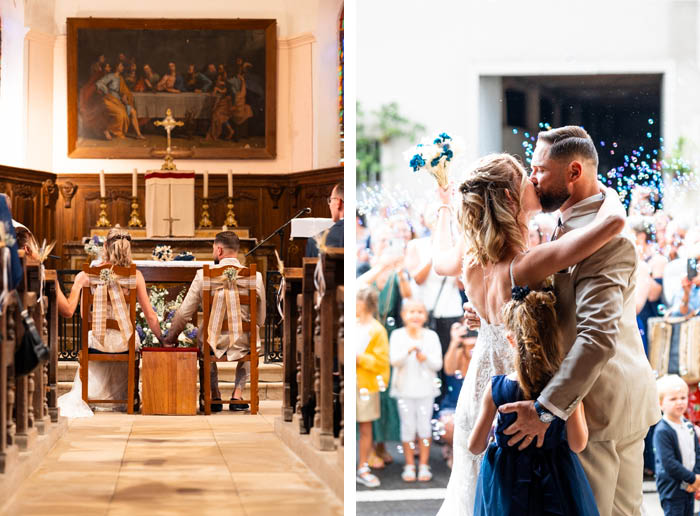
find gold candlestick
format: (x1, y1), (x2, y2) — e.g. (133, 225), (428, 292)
(96, 198), (110, 227)
(199, 198), (213, 228)
(128, 197), (143, 227)
(225, 198), (238, 227)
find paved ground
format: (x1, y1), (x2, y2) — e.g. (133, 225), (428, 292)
(356, 441), (699, 516)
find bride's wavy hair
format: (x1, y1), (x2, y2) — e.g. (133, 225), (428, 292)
(104, 226), (132, 267)
(457, 154), (528, 267)
(502, 289), (561, 400)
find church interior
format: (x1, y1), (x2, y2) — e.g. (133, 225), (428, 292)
(0, 1), (344, 514)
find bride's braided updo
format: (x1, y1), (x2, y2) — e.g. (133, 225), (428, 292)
(457, 153), (528, 266)
(502, 289), (561, 400)
(104, 227), (132, 267)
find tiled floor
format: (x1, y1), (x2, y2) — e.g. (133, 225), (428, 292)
(1, 401), (343, 516)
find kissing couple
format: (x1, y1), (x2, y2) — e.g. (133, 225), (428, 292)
(433, 126), (660, 515)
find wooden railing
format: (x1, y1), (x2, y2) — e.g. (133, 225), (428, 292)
(280, 250), (343, 452)
(0, 254), (59, 474)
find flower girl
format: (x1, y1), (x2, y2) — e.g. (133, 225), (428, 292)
(468, 287), (599, 515)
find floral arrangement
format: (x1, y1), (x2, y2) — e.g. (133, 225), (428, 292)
(174, 251), (195, 261)
(135, 286), (197, 348)
(99, 268), (115, 284)
(405, 132), (458, 188)
(223, 267), (239, 283)
(84, 235), (104, 259)
(152, 245), (173, 262)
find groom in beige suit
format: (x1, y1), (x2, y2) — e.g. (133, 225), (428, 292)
(501, 126), (660, 515)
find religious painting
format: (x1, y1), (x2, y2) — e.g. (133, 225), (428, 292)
(67, 18), (276, 159)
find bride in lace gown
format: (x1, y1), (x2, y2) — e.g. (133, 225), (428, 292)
(432, 153), (626, 515)
(57, 227), (162, 417)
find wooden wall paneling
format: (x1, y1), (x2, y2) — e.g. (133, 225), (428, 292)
(0, 166), (341, 269)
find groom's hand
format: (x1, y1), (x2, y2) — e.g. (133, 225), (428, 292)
(499, 400), (550, 450)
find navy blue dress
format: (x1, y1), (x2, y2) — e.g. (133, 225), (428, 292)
(474, 375), (599, 516)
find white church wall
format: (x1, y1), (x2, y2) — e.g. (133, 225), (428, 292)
(358, 0), (700, 198)
(1, 0), (342, 175)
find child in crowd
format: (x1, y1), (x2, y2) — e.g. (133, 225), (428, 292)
(389, 298), (443, 482)
(356, 287), (390, 488)
(654, 374), (700, 516)
(468, 287), (599, 515)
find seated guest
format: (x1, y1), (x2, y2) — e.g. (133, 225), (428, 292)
(57, 227), (162, 417)
(306, 183), (344, 257)
(0, 193), (28, 231)
(164, 231), (265, 412)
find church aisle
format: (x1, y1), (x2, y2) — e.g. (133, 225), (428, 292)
(1, 401), (343, 516)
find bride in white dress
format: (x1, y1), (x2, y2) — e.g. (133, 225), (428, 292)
(57, 227), (162, 417)
(432, 153), (626, 515)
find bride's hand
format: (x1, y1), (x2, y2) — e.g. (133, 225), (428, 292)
(595, 185), (626, 222)
(437, 182), (453, 206)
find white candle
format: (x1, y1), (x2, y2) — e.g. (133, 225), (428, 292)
(227, 169), (233, 198)
(132, 168), (138, 197)
(99, 170), (106, 198)
(203, 170), (209, 198)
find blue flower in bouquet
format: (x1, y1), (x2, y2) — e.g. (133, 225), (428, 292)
(442, 148), (454, 161)
(136, 324), (146, 341)
(410, 154), (426, 172)
(186, 327), (198, 340)
(431, 156), (441, 168)
(439, 132), (452, 141)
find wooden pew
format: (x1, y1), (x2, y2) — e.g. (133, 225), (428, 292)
(310, 249), (343, 452)
(291, 258), (318, 434)
(336, 284), (344, 466)
(281, 267), (302, 422)
(1, 253), (59, 474)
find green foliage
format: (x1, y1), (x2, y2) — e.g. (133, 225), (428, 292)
(356, 101), (425, 184)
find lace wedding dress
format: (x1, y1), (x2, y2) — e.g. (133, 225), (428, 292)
(57, 324), (141, 418)
(437, 259), (518, 516)
(437, 320), (514, 515)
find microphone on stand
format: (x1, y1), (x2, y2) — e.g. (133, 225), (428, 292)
(246, 206), (312, 257)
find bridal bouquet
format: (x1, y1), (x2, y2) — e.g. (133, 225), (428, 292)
(405, 132), (458, 189)
(135, 286), (197, 348)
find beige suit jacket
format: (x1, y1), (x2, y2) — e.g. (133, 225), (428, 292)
(168, 257), (266, 360)
(538, 199), (660, 442)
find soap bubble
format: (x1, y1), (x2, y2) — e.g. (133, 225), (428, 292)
(359, 388), (370, 401)
(376, 375), (386, 393)
(386, 317), (396, 327)
(408, 441), (416, 450)
(433, 378), (443, 390)
(396, 445), (404, 454)
(422, 439), (431, 447)
(657, 304), (667, 316)
(454, 370), (464, 380)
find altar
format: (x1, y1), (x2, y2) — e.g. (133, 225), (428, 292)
(62, 232), (274, 281)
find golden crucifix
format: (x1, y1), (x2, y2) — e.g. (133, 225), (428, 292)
(154, 108), (184, 171)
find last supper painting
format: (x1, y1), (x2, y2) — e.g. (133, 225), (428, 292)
(67, 18), (277, 159)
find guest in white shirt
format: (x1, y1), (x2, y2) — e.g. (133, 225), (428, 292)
(389, 298), (443, 483)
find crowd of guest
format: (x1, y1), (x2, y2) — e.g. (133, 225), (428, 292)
(78, 51), (259, 141)
(355, 184), (700, 493)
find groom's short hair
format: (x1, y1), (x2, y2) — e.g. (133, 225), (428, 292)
(214, 231), (240, 252)
(537, 126), (598, 169)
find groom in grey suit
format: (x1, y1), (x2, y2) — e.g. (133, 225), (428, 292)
(501, 126), (660, 515)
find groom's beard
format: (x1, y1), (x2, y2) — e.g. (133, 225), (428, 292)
(538, 185), (570, 213)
